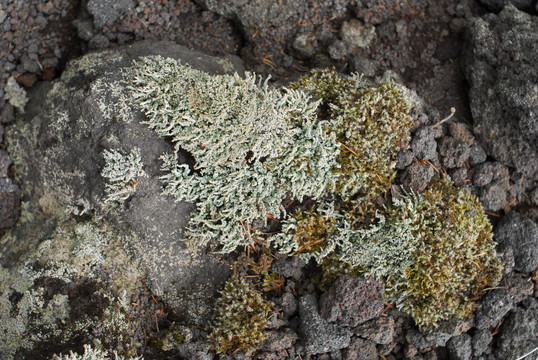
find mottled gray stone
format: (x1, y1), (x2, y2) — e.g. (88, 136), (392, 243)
(260, 330), (298, 352)
(475, 289), (514, 330)
(342, 337), (378, 360)
(447, 333), (472, 360)
(464, 5), (538, 190)
(411, 127), (437, 161)
(299, 294), (351, 355)
(495, 211), (538, 273)
(328, 40), (349, 60)
(468, 142), (487, 166)
(320, 275), (384, 327)
(472, 329), (492, 357)
(495, 298), (538, 360)
(400, 160), (436, 192)
(354, 316), (395, 345)
(340, 19), (376, 48)
(292, 33), (317, 59)
(477, 0), (535, 12)
(87, 0), (135, 29)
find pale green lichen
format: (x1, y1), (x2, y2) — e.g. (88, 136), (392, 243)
(5, 76), (28, 112)
(101, 148), (145, 204)
(52, 344), (142, 360)
(0, 221), (147, 359)
(128, 56), (340, 252)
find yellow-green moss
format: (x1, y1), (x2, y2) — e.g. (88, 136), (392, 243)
(208, 278), (272, 356)
(392, 177), (503, 327)
(289, 68), (413, 200)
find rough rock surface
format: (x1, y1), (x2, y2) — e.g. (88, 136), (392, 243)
(320, 275), (385, 328)
(475, 289), (514, 330)
(495, 211), (538, 273)
(477, 0), (536, 12)
(472, 329), (493, 356)
(342, 337), (378, 360)
(446, 333), (472, 360)
(299, 294), (352, 355)
(0, 41), (243, 359)
(464, 5), (538, 190)
(87, 0), (136, 29)
(495, 298), (538, 360)
(354, 317), (395, 345)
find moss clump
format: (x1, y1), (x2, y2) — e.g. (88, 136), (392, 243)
(286, 207), (337, 256)
(289, 68), (413, 200)
(208, 278), (272, 356)
(340, 177), (503, 327)
(393, 177), (502, 326)
(271, 203), (354, 263)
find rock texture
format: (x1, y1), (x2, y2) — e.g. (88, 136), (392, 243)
(464, 5), (538, 190)
(495, 211), (538, 273)
(0, 41), (243, 359)
(320, 275), (384, 328)
(299, 294), (351, 355)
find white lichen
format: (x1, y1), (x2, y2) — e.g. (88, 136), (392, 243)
(5, 76), (28, 112)
(101, 148), (145, 204)
(128, 56), (340, 252)
(51, 344), (142, 360)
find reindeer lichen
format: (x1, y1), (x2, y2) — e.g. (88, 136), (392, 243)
(128, 56), (340, 252)
(101, 148), (145, 204)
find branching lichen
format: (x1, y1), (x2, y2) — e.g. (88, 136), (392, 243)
(101, 148), (145, 204)
(52, 344), (142, 360)
(128, 56), (340, 251)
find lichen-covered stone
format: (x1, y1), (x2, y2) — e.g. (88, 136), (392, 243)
(2, 41), (243, 358)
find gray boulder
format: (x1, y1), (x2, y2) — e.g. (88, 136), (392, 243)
(0, 41), (243, 358)
(463, 5), (538, 190)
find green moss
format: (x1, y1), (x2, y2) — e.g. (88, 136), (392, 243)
(288, 207), (337, 256)
(208, 278), (272, 356)
(394, 177), (502, 327)
(340, 177), (503, 327)
(289, 68), (413, 200)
